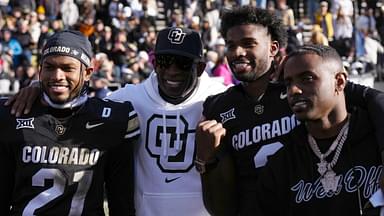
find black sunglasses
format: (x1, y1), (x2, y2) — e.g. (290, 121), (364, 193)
(155, 54), (198, 71)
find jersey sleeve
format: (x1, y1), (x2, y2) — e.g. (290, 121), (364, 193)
(104, 102), (139, 216)
(123, 108), (140, 140)
(104, 137), (135, 216)
(0, 103), (14, 214)
(202, 94), (220, 119)
(345, 82), (384, 152)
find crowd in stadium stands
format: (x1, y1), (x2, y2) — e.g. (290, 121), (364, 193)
(0, 0), (384, 96)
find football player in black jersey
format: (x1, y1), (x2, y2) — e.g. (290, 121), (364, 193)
(256, 45), (383, 216)
(0, 30), (140, 215)
(196, 6), (384, 216)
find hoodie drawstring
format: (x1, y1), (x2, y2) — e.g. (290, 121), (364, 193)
(162, 110), (168, 157)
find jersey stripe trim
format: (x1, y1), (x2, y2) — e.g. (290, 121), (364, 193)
(124, 129), (140, 139)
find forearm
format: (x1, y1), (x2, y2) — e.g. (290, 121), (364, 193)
(201, 154), (238, 216)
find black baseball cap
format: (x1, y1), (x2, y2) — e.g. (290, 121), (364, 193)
(155, 27), (203, 60)
(41, 30), (93, 67)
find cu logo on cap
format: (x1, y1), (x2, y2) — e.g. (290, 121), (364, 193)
(168, 28), (186, 44)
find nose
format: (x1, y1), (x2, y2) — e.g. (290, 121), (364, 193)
(287, 83), (302, 96)
(234, 46), (247, 57)
(51, 68), (66, 80)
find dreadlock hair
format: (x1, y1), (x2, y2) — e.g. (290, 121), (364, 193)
(220, 5), (288, 48)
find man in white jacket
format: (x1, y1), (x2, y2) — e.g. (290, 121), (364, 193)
(106, 27), (226, 216)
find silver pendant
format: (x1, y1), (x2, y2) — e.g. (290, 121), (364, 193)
(317, 159), (328, 176)
(321, 169), (340, 193)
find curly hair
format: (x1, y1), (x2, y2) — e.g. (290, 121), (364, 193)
(220, 6), (288, 48)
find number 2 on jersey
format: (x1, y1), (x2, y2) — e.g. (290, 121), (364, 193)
(22, 168), (93, 216)
(254, 142), (283, 168)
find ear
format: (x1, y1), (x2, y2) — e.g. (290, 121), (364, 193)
(84, 67), (94, 81)
(270, 40), (279, 57)
(335, 69), (347, 93)
(196, 61), (206, 77)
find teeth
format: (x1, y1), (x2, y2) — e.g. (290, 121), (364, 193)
(294, 101), (306, 106)
(232, 62), (250, 70)
(50, 86), (68, 90)
(166, 80), (181, 85)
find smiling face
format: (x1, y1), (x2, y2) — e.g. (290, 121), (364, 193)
(283, 53), (341, 121)
(40, 55), (92, 104)
(154, 54), (204, 104)
(225, 24), (278, 82)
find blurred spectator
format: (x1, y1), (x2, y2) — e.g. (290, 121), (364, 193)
(378, 6), (384, 45)
(4, 14), (17, 31)
(170, 9), (184, 27)
(275, 0), (295, 29)
(28, 12), (41, 46)
(356, 7), (377, 36)
(204, 1), (220, 31)
(111, 30), (129, 74)
(99, 25), (114, 58)
(204, 50), (219, 76)
(36, 21), (53, 62)
(306, 0), (318, 22)
(361, 30), (384, 75)
(314, 1), (334, 41)
(39, 0), (60, 21)
(140, 26), (156, 52)
(17, 65), (37, 88)
(111, 6), (131, 31)
(201, 17), (219, 50)
(136, 50), (152, 78)
(212, 56), (234, 86)
(11, 0), (35, 14)
(50, 19), (63, 33)
(286, 27), (303, 54)
(93, 52), (119, 83)
(310, 24), (329, 46)
(36, 5), (46, 21)
(333, 7), (353, 58)
(79, 16), (95, 37)
(14, 19), (33, 67)
(1, 28), (22, 69)
(355, 7), (377, 58)
(141, 0), (158, 27)
(79, 0), (96, 22)
(331, 0), (353, 18)
(108, 0), (123, 20)
(256, 0), (267, 9)
(189, 15), (200, 32)
(89, 19), (105, 53)
(60, 0), (79, 28)
(213, 37), (226, 58)
(90, 77), (112, 99)
(0, 0), (10, 15)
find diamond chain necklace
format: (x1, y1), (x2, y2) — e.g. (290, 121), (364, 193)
(307, 115), (350, 193)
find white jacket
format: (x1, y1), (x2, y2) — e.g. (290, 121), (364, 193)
(107, 71), (226, 216)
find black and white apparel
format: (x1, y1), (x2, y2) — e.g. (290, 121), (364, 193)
(107, 71), (226, 216)
(256, 107), (382, 216)
(203, 82), (299, 213)
(0, 98), (140, 215)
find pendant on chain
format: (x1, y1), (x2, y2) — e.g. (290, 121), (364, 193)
(317, 159), (328, 176)
(320, 169), (340, 193)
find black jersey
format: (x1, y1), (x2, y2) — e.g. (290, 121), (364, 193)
(0, 97), (140, 216)
(256, 108), (382, 216)
(203, 83), (299, 213)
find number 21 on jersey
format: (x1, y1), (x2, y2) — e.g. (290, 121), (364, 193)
(23, 168), (93, 216)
